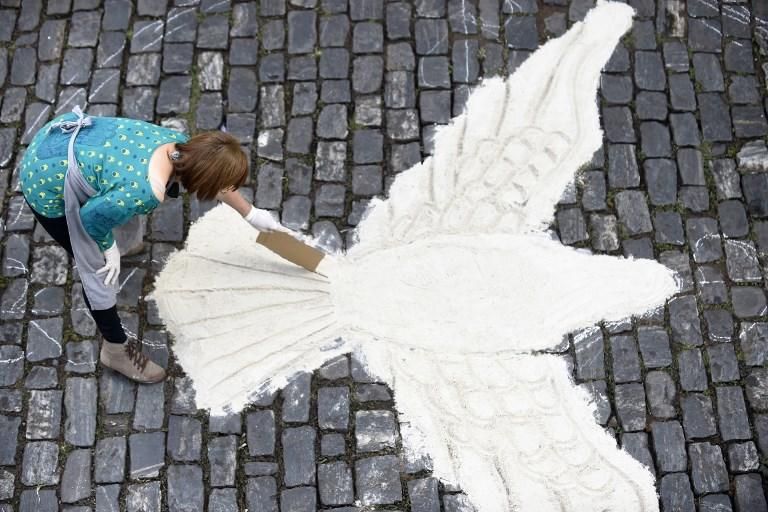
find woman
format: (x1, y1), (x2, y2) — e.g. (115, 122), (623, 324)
(20, 106), (287, 383)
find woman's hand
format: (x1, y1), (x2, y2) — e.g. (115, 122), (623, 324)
(96, 242), (121, 287)
(245, 206), (290, 233)
(216, 189), (291, 233)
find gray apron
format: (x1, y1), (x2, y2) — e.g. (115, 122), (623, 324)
(48, 105), (117, 310)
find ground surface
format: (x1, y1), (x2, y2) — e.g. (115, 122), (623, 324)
(1, 0), (768, 510)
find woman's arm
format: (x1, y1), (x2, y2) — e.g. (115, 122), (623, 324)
(216, 188), (252, 217)
(217, 188), (289, 232)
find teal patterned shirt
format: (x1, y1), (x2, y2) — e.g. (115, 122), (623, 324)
(20, 113), (189, 250)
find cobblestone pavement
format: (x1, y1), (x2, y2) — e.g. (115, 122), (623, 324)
(0, 0), (768, 510)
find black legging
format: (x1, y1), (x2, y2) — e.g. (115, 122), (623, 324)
(26, 200), (127, 343)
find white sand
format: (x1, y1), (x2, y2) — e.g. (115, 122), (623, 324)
(152, 2), (677, 510)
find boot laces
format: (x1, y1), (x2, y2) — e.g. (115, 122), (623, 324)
(125, 341), (149, 372)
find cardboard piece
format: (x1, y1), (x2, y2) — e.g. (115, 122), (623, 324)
(256, 231), (326, 273)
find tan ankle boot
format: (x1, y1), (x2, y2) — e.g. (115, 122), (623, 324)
(100, 340), (166, 383)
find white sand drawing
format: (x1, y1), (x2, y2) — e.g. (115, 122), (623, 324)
(151, 2), (680, 510)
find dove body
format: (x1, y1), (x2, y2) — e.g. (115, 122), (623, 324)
(330, 233), (678, 354)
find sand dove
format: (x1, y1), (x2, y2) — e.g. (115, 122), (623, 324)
(151, 3), (679, 510)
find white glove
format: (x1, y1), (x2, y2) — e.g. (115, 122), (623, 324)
(96, 241), (121, 287)
(245, 206), (290, 233)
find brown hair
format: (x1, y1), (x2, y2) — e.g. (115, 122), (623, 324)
(172, 131), (248, 201)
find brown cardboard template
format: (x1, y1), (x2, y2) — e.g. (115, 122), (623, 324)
(256, 231), (326, 273)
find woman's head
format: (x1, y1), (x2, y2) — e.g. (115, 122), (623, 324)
(171, 131), (248, 200)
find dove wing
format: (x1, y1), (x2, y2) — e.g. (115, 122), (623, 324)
(360, 345), (659, 512)
(351, 2), (635, 257)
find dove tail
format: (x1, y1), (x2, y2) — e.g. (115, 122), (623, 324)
(151, 204), (346, 413)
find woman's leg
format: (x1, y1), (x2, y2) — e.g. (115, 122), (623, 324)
(26, 200), (127, 343)
(26, 197), (164, 382)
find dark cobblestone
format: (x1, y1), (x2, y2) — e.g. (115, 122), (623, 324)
(663, 41), (688, 72)
(724, 42), (755, 74)
(197, 15), (229, 49)
(229, 38), (259, 66)
(68, 10), (100, 47)
(168, 465), (204, 511)
(740, 323), (768, 367)
(21, 441), (59, 485)
(600, 74), (632, 105)
(669, 193), (699, 220)
(356, 455), (402, 505)
(24, 366), (58, 389)
(682, 393), (717, 440)
(717, 387), (752, 441)
(653, 421), (687, 473)
(94, 436), (126, 483)
(418, 56), (451, 90)
(735, 474), (768, 511)
(615, 383), (646, 432)
(129, 431), (165, 479)
(39, 19), (66, 61)
(247, 410), (275, 456)
(745, 368), (768, 411)
(318, 461), (354, 505)
(283, 426), (316, 486)
(637, 326), (672, 369)
(729, 75), (761, 105)
(678, 349), (707, 392)
(699, 93), (733, 142)
(725, 240), (761, 282)
(690, 443), (729, 494)
(588, 214), (616, 251)
(208, 435), (237, 487)
(610, 335), (641, 383)
(743, 173), (768, 217)
(733, 287), (768, 318)
(671, 113), (701, 147)
(0, 2), (766, 509)
(645, 371), (676, 419)
(0, 415), (20, 465)
(557, 208), (588, 245)
(660, 473), (695, 512)
(634, 51), (665, 91)
(356, 410), (396, 451)
(603, 106), (636, 143)
(354, 22), (383, 53)
(697, 494), (732, 512)
(386, 3), (411, 39)
(262, 20), (285, 51)
(728, 441), (760, 472)
(321, 79), (351, 103)
(61, 449), (91, 503)
(168, 415), (202, 461)
(607, 144), (639, 188)
(387, 43), (416, 72)
(318, 386), (350, 430)
(320, 48), (349, 79)
(653, 212), (684, 246)
(408, 478), (440, 512)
